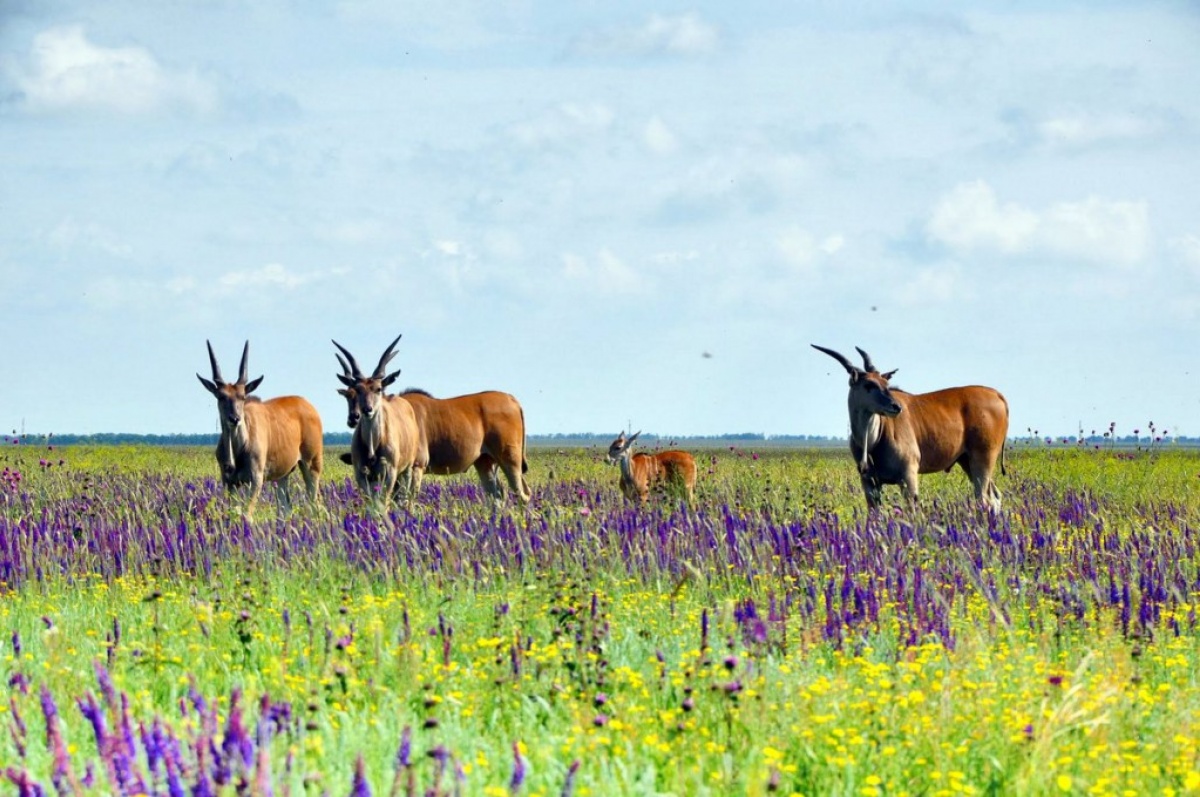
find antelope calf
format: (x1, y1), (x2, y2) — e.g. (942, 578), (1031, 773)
(606, 431), (697, 504)
(333, 334), (422, 511)
(196, 341), (323, 513)
(812, 344), (1009, 511)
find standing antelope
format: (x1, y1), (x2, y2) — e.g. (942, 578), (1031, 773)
(606, 431), (697, 504)
(333, 334), (422, 511)
(196, 340), (323, 513)
(335, 359), (532, 505)
(811, 344), (1009, 511)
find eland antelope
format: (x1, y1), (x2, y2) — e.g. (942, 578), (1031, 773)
(335, 359), (531, 505)
(606, 431), (697, 504)
(811, 344), (1008, 511)
(333, 334), (422, 510)
(196, 340), (323, 513)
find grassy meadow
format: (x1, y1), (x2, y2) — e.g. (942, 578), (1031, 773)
(2, 438), (1200, 796)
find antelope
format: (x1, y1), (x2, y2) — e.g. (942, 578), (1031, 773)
(811, 344), (1009, 511)
(195, 340), (323, 513)
(606, 431), (697, 504)
(335, 359), (532, 505)
(332, 334), (422, 510)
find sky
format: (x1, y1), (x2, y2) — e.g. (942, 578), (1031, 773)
(2, 1), (1198, 439)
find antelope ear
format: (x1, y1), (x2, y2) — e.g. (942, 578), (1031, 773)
(336, 373), (356, 388)
(381, 368), (401, 388)
(245, 376), (264, 395)
(197, 374), (220, 395)
(337, 388), (352, 398)
(882, 368), (898, 380)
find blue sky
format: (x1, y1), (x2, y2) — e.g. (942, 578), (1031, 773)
(2, 1), (1198, 438)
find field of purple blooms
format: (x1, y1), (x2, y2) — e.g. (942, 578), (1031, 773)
(2, 438), (1200, 796)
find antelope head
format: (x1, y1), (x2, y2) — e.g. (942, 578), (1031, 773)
(334, 352), (361, 429)
(606, 430), (641, 464)
(332, 334), (402, 423)
(811, 345), (901, 418)
(196, 340), (263, 428)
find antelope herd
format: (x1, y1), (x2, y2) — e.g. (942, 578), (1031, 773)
(198, 336), (1010, 514)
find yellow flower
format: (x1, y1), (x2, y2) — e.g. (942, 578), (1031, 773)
(1057, 775), (1072, 792)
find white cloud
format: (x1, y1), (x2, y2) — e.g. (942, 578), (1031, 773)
(561, 249), (644, 295)
(1170, 234), (1200, 276)
(46, 218), (133, 258)
(571, 13), (719, 58)
(1037, 112), (1168, 149)
(9, 26), (217, 115)
(218, 263), (320, 291)
(927, 181), (1038, 255)
(895, 264), (968, 306)
(1040, 196), (1149, 267)
(643, 116), (679, 155)
(776, 227), (844, 274)
(508, 103), (614, 148)
(926, 180), (1149, 267)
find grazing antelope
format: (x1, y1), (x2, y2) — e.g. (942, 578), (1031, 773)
(811, 344), (1009, 511)
(335, 359), (532, 505)
(333, 334), (422, 510)
(195, 341), (323, 513)
(606, 431), (697, 504)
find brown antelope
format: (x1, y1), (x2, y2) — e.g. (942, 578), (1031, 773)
(335, 357), (532, 504)
(606, 431), (697, 504)
(332, 334), (422, 510)
(811, 344), (1009, 511)
(195, 340), (323, 512)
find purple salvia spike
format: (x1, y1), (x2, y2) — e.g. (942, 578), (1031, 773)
(39, 686), (79, 795)
(395, 726), (412, 770)
(509, 742), (526, 793)
(10, 696), (28, 759)
(349, 755), (372, 797)
(560, 760), (580, 797)
(254, 711), (274, 797)
(11, 630), (20, 658)
(162, 724), (186, 797)
(4, 767), (47, 797)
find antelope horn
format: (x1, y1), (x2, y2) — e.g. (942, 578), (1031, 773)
(335, 352), (353, 377)
(205, 340), (225, 385)
(372, 333), (403, 379)
(811, 344), (860, 376)
(332, 340), (364, 379)
(238, 341), (251, 385)
(854, 346), (878, 373)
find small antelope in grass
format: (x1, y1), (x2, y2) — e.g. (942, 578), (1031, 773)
(606, 431), (697, 504)
(196, 340), (323, 513)
(333, 334), (422, 510)
(811, 344), (1009, 511)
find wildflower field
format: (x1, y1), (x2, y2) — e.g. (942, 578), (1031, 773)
(3, 440), (1200, 797)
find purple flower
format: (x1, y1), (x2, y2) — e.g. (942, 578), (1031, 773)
(394, 726), (412, 770)
(510, 742), (526, 793)
(349, 755), (372, 797)
(561, 760), (580, 797)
